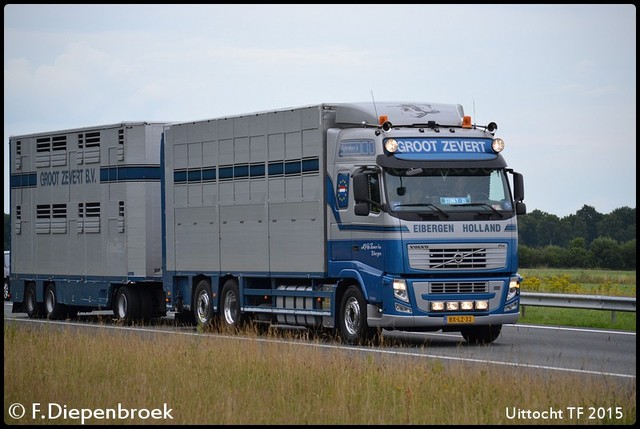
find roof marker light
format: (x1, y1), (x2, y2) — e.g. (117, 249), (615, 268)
(385, 139), (398, 153)
(379, 115), (392, 131)
(462, 115), (472, 128)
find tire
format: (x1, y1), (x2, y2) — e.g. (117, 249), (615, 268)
(193, 279), (214, 329)
(461, 325), (502, 345)
(338, 285), (379, 346)
(114, 286), (141, 322)
(25, 284), (44, 319)
(4, 279), (10, 301)
(45, 284), (67, 320)
(219, 278), (245, 331)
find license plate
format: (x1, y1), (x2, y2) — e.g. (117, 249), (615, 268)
(446, 315), (475, 324)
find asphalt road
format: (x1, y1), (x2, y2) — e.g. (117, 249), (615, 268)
(4, 301), (635, 380)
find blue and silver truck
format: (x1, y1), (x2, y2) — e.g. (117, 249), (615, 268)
(9, 102), (526, 345)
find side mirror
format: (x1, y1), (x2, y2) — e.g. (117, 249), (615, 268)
(516, 201), (527, 215)
(512, 172), (525, 202)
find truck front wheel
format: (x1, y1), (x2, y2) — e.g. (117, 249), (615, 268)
(338, 285), (379, 346)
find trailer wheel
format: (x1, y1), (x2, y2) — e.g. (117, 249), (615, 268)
(45, 284), (67, 320)
(338, 285), (379, 345)
(220, 278), (245, 331)
(25, 284), (43, 319)
(3, 278), (10, 301)
(461, 325), (502, 345)
(194, 280), (214, 329)
(114, 286), (141, 322)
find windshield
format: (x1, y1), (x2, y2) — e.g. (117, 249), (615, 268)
(384, 167), (513, 216)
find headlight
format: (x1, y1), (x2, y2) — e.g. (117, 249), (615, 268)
(393, 279), (408, 302)
(506, 276), (520, 301)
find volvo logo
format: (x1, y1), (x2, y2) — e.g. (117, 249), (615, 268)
(453, 253), (465, 264)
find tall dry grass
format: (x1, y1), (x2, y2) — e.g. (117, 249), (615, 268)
(4, 323), (635, 425)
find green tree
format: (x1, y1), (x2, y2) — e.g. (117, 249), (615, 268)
(561, 214), (587, 247)
(518, 209), (545, 247)
(565, 237), (591, 268)
(620, 239), (636, 270)
(537, 212), (563, 247)
(575, 205), (603, 246)
(589, 237), (623, 269)
(540, 245), (565, 268)
(597, 207), (636, 243)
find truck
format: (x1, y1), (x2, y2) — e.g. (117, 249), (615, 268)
(9, 102), (526, 345)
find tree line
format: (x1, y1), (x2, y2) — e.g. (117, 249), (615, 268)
(4, 205), (637, 270)
(518, 205), (636, 270)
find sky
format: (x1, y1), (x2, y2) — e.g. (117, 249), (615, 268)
(3, 4), (636, 218)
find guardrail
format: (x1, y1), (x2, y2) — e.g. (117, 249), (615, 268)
(520, 292), (636, 322)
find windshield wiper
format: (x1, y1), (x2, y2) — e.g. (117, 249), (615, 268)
(451, 203), (505, 218)
(394, 203), (450, 218)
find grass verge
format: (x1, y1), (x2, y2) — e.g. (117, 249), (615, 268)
(3, 323), (636, 425)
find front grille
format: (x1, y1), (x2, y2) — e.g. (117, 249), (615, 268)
(408, 243), (507, 270)
(429, 282), (488, 294)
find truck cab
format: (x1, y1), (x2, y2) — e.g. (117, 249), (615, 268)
(326, 102), (526, 344)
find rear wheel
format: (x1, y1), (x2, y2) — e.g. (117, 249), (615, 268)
(338, 285), (380, 345)
(219, 278), (245, 331)
(461, 325), (502, 345)
(25, 284), (43, 319)
(193, 280), (214, 330)
(114, 286), (141, 322)
(45, 284), (67, 320)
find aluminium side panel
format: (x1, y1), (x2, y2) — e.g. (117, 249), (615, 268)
(164, 105), (327, 276)
(9, 122), (164, 284)
(267, 106), (326, 275)
(163, 121), (221, 273)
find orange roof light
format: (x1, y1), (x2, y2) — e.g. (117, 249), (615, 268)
(378, 115), (389, 126)
(462, 115), (472, 128)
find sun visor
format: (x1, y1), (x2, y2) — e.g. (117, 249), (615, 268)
(376, 154), (507, 169)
